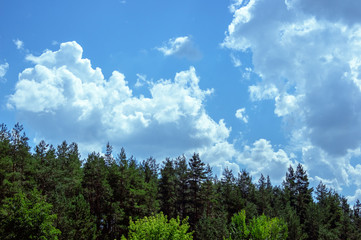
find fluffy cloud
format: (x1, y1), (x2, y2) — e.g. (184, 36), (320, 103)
(238, 139), (293, 184)
(224, 0), (361, 156)
(0, 62), (9, 82)
(222, 0), (361, 199)
(8, 41), (233, 166)
(223, 0), (361, 196)
(157, 36), (202, 60)
(235, 108), (248, 123)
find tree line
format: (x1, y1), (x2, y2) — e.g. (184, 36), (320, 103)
(0, 123), (360, 239)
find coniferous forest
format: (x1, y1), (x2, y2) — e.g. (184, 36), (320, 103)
(1, 123), (361, 240)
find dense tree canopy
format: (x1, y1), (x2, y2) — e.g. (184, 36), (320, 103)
(0, 123), (360, 240)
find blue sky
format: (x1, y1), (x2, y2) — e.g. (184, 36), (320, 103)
(1, 0), (361, 204)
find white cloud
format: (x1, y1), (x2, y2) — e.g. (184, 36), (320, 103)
(13, 39), (24, 50)
(237, 139), (293, 184)
(249, 84), (278, 101)
(8, 41), (234, 167)
(157, 36), (202, 60)
(235, 108), (248, 123)
(223, 0), (361, 192)
(274, 94), (299, 117)
(0, 62), (9, 82)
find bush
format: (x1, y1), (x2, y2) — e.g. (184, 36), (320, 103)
(122, 212), (193, 240)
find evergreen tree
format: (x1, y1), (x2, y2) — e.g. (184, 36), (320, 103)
(283, 165), (297, 209)
(174, 155), (190, 220)
(159, 158), (177, 219)
(294, 164), (312, 226)
(0, 124), (13, 202)
(187, 153), (209, 230)
(221, 168), (243, 220)
(236, 170), (257, 218)
(83, 152), (113, 237)
(256, 174), (272, 216)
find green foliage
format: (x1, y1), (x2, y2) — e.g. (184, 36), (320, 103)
(1, 122), (361, 240)
(0, 189), (61, 240)
(227, 210), (287, 240)
(195, 211), (229, 240)
(122, 212), (193, 240)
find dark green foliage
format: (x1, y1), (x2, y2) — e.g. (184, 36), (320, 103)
(83, 152), (113, 237)
(159, 158), (177, 218)
(1, 122), (361, 240)
(188, 153), (208, 225)
(195, 211), (228, 240)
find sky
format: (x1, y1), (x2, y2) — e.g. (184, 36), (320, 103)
(1, 0), (361, 204)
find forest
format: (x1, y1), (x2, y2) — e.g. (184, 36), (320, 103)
(0, 123), (361, 240)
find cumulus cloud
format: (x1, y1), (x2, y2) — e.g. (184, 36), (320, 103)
(235, 108), (248, 123)
(13, 39), (24, 50)
(157, 36), (202, 60)
(238, 139), (293, 184)
(0, 62), (9, 82)
(8, 41), (234, 167)
(223, 0), (361, 197)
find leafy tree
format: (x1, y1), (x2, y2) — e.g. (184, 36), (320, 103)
(122, 212), (193, 240)
(0, 189), (61, 240)
(227, 209), (287, 240)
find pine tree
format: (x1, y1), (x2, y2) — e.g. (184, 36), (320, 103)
(221, 167), (242, 220)
(188, 153), (209, 230)
(236, 170), (257, 218)
(283, 165), (297, 209)
(159, 158), (177, 219)
(82, 152), (113, 237)
(174, 155), (190, 220)
(294, 164), (312, 226)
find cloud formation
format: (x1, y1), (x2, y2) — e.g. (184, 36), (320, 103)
(157, 36), (202, 61)
(223, 0), (361, 195)
(235, 108), (248, 123)
(238, 139), (293, 184)
(8, 41), (232, 166)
